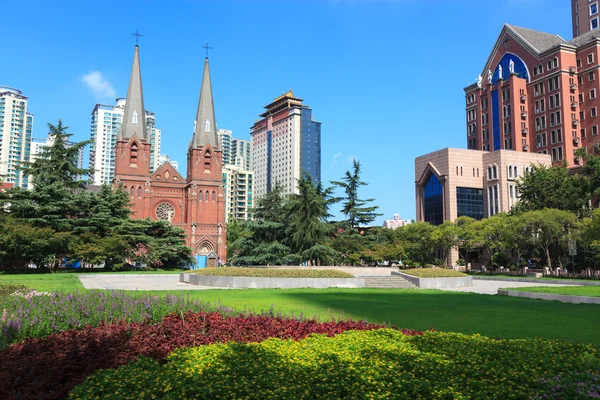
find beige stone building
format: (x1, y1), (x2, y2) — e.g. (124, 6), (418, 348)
(415, 148), (552, 265)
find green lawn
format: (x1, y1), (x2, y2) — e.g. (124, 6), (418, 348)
(2, 273), (599, 344)
(506, 285), (600, 297)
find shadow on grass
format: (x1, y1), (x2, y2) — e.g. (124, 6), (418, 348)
(272, 289), (600, 344)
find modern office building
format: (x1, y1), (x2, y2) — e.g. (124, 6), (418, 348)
(415, 148), (552, 265)
(464, 24), (600, 168)
(30, 133), (84, 188)
(0, 87), (33, 189)
(572, 0), (600, 38)
(231, 138), (251, 170)
(217, 129), (232, 165)
(89, 98), (161, 185)
(222, 164), (254, 222)
(250, 90), (321, 198)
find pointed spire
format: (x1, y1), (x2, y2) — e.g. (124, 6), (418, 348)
(118, 45), (147, 141)
(192, 57), (218, 149)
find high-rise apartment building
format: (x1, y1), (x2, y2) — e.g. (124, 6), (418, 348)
(250, 91), (321, 198)
(231, 138), (251, 170)
(89, 98), (161, 185)
(0, 87), (33, 189)
(572, 0), (600, 38)
(217, 129), (232, 165)
(222, 164), (254, 221)
(464, 24), (600, 168)
(30, 133), (84, 188)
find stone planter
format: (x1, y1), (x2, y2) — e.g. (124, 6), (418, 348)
(181, 273), (365, 289)
(392, 271), (472, 288)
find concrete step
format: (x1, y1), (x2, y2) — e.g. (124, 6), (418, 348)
(363, 276), (417, 289)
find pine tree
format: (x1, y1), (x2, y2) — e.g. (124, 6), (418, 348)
(331, 159), (382, 229)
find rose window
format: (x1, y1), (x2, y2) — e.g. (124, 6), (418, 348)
(156, 202), (175, 222)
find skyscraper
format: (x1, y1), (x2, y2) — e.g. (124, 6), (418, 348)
(0, 86), (33, 189)
(572, 0), (600, 38)
(222, 164), (253, 221)
(464, 24), (600, 167)
(217, 128), (232, 165)
(231, 138), (251, 170)
(89, 98), (162, 185)
(250, 90), (321, 198)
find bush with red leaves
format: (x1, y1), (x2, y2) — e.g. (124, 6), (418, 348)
(0, 311), (422, 400)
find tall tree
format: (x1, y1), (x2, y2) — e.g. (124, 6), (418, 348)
(331, 159), (381, 229)
(20, 120), (92, 189)
(514, 163), (591, 217)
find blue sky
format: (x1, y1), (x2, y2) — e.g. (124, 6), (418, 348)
(1, 0), (570, 223)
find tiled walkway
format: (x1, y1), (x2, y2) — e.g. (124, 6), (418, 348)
(78, 274), (231, 291)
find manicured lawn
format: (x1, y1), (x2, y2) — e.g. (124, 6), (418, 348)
(400, 268), (467, 278)
(506, 285), (600, 297)
(0, 273), (85, 292)
(143, 288), (600, 344)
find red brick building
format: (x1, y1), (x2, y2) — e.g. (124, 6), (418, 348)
(465, 24), (600, 167)
(113, 45), (225, 266)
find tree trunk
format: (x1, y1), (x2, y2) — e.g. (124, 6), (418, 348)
(545, 246), (552, 269)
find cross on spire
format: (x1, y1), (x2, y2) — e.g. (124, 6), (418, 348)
(202, 42), (213, 58)
(502, 36), (511, 49)
(131, 29), (143, 46)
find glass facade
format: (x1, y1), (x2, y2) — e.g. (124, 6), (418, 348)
(300, 108), (321, 184)
(456, 187), (484, 220)
(491, 89), (501, 151)
(423, 174), (443, 225)
(492, 53), (530, 85)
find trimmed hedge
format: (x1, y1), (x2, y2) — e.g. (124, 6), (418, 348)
(0, 311), (392, 400)
(190, 267), (354, 278)
(70, 329), (600, 399)
(400, 268), (467, 278)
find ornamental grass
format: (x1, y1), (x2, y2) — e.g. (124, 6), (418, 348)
(70, 329), (600, 400)
(400, 268), (468, 278)
(0, 311), (390, 400)
(191, 267), (354, 278)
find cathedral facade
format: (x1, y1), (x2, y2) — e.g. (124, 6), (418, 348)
(113, 45), (226, 266)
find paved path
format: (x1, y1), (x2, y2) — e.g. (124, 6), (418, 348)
(78, 274), (231, 291)
(437, 279), (580, 295)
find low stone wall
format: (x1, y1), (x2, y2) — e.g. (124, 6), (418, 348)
(498, 289), (600, 304)
(181, 273), (365, 289)
(249, 266), (397, 276)
(474, 276), (600, 286)
(392, 271), (473, 289)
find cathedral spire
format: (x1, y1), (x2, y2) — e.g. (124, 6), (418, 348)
(192, 57), (218, 149)
(118, 45), (147, 141)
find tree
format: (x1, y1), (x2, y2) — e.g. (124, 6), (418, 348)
(475, 214), (512, 267)
(396, 222), (435, 266)
(431, 221), (459, 265)
(331, 159), (381, 229)
(514, 163), (591, 217)
(454, 216), (479, 263)
(20, 120), (92, 189)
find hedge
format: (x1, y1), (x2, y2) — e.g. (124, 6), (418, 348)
(70, 329), (600, 399)
(190, 267), (354, 278)
(400, 268), (467, 278)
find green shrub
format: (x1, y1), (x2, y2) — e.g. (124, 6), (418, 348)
(399, 268), (467, 278)
(0, 284), (30, 300)
(190, 267), (354, 278)
(70, 329), (600, 399)
(456, 258), (466, 266)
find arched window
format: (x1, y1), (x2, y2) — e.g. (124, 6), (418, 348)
(124, 185), (128, 193)
(130, 142), (138, 165)
(547, 60), (553, 70)
(198, 191), (202, 202)
(138, 186), (142, 198)
(514, 166), (518, 177)
(130, 187), (134, 197)
(204, 150), (211, 169)
(507, 165), (512, 179)
(487, 166), (492, 179)
(205, 191), (209, 201)
(212, 191), (216, 202)
(553, 57), (558, 69)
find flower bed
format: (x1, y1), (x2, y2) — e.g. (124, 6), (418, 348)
(190, 267), (354, 278)
(400, 268), (467, 278)
(0, 284), (30, 300)
(70, 329), (600, 399)
(0, 291), (227, 348)
(0, 311), (391, 400)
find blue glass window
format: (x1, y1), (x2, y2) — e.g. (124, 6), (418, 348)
(591, 3), (598, 15)
(423, 174), (443, 225)
(492, 53), (529, 84)
(456, 187), (484, 220)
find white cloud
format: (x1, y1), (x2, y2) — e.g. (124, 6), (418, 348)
(81, 71), (116, 99)
(331, 152), (343, 168)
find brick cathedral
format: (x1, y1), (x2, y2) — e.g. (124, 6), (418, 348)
(113, 45), (225, 266)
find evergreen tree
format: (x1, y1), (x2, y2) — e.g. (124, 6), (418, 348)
(331, 159), (381, 229)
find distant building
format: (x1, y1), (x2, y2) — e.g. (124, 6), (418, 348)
(89, 98), (161, 185)
(232, 138), (251, 170)
(0, 86), (33, 189)
(222, 164), (254, 222)
(157, 154), (179, 171)
(383, 214), (412, 230)
(217, 129), (232, 165)
(250, 90), (321, 197)
(30, 133), (84, 188)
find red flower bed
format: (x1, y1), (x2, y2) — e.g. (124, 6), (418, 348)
(0, 311), (423, 400)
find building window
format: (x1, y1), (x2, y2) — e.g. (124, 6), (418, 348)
(592, 2), (599, 15)
(593, 107), (598, 118)
(593, 17), (600, 30)
(580, 93), (585, 102)
(456, 187), (484, 220)
(582, 128), (587, 138)
(488, 184), (499, 217)
(536, 133), (547, 148)
(551, 147), (564, 162)
(577, 59), (582, 68)
(594, 126), (599, 136)
(423, 174), (443, 226)
(592, 89), (597, 99)
(589, 53), (595, 64)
